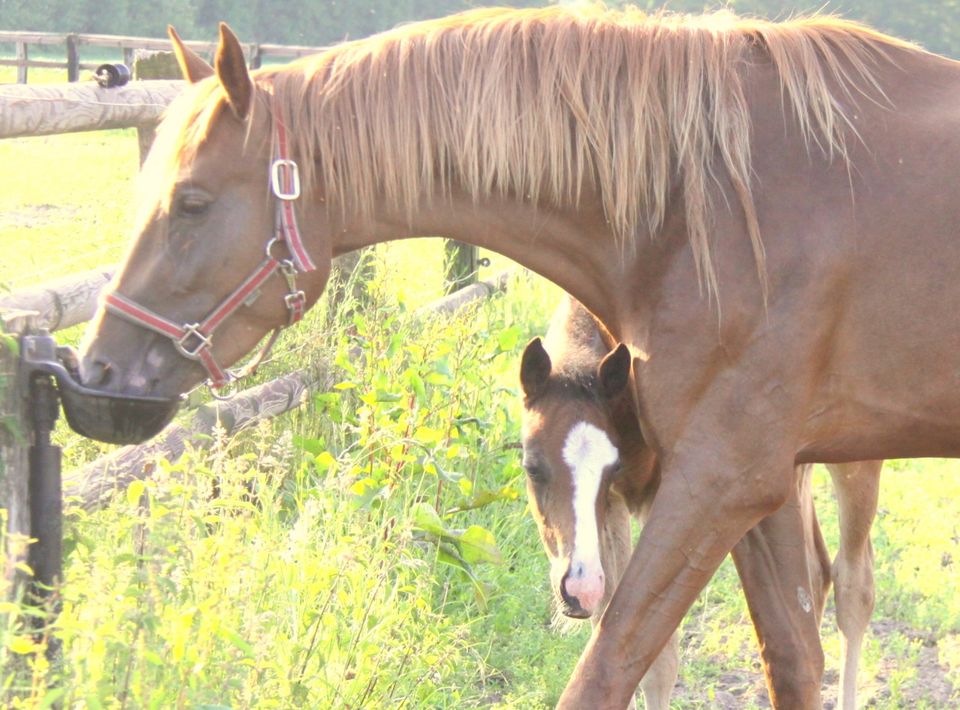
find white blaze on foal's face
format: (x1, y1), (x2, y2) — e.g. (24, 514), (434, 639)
(561, 420), (619, 613)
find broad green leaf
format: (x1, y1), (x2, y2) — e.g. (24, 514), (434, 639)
(293, 436), (326, 455)
(411, 502), (446, 538)
(459, 525), (502, 565)
(126, 479), (146, 507)
(497, 325), (522, 352)
(413, 426), (444, 445)
(314, 451), (336, 474)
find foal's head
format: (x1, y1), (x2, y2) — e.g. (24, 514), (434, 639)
(520, 334), (654, 619)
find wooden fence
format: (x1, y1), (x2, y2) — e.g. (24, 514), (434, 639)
(0, 30), (326, 83)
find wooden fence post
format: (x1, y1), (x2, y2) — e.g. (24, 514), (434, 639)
(132, 51), (181, 164)
(16, 41), (27, 84)
(250, 44), (263, 69)
(65, 34), (79, 82)
(444, 241), (479, 294)
(0, 312), (33, 593)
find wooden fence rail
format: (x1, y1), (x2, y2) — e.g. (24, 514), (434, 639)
(0, 80), (182, 138)
(0, 266), (115, 333)
(0, 30), (327, 83)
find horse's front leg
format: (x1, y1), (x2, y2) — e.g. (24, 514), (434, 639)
(557, 440), (797, 709)
(730, 463), (829, 710)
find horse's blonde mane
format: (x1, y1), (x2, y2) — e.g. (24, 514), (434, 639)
(170, 6), (918, 299)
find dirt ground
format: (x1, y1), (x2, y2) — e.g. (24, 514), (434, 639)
(671, 614), (957, 709)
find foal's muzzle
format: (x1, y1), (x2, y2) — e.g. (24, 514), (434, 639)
(559, 573), (593, 619)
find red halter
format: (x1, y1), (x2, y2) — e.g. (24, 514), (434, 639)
(103, 108), (315, 389)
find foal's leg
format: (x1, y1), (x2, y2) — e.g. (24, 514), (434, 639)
(557, 438), (799, 710)
(632, 506), (680, 710)
(600, 500), (679, 710)
(826, 461), (881, 710)
(730, 464), (828, 710)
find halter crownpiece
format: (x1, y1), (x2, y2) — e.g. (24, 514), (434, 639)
(103, 101), (316, 389)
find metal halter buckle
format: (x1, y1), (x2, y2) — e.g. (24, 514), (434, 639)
(174, 324), (212, 359)
(270, 158), (301, 200)
(284, 290), (306, 311)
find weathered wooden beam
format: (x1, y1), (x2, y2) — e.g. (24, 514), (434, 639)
(0, 32), (68, 45)
(421, 269), (511, 317)
(0, 311), (34, 589)
(0, 267), (116, 334)
(64, 368), (326, 512)
(0, 80), (183, 139)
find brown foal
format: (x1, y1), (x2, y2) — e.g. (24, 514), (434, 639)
(521, 298), (882, 709)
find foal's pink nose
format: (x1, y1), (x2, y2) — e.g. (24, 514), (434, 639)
(561, 563), (605, 616)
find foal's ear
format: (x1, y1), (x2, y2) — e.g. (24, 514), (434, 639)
(214, 22), (253, 120)
(168, 26), (213, 83)
(520, 338), (552, 399)
(598, 343), (631, 400)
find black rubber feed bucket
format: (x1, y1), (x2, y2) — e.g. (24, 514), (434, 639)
(23, 340), (180, 445)
(57, 380), (180, 445)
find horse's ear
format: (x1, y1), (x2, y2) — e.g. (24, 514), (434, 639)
(214, 22), (253, 120)
(520, 338), (552, 399)
(168, 26), (213, 83)
(598, 343), (631, 400)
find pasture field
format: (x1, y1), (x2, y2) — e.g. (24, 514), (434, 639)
(3, 68), (960, 708)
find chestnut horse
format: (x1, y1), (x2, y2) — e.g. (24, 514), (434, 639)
(76, 8), (960, 708)
(520, 297), (882, 709)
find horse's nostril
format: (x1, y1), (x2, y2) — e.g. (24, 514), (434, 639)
(560, 571), (587, 616)
(83, 358), (114, 388)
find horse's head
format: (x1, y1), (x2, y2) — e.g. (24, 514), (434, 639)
(520, 337), (641, 619)
(78, 25), (332, 442)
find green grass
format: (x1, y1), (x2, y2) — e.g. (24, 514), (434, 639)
(1, 106), (960, 708)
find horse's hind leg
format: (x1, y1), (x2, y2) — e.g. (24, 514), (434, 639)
(826, 461), (881, 710)
(730, 464), (827, 710)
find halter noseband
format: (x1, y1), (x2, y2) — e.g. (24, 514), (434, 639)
(103, 106), (316, 389)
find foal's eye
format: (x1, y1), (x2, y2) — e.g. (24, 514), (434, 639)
(524, 463), (549, 483)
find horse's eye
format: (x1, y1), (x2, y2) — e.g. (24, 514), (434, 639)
(175, 194), (211, 217)
(524, 462), (549, 483)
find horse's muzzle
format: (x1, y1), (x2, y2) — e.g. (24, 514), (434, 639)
(23, 340), (181, 445)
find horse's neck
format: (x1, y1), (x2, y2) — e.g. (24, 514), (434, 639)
(326, 189), (635, 330)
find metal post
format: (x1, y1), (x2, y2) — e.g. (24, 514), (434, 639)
(27, 373), (62, 610)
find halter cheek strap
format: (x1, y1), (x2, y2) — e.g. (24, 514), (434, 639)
(103, 104), (316, 389)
